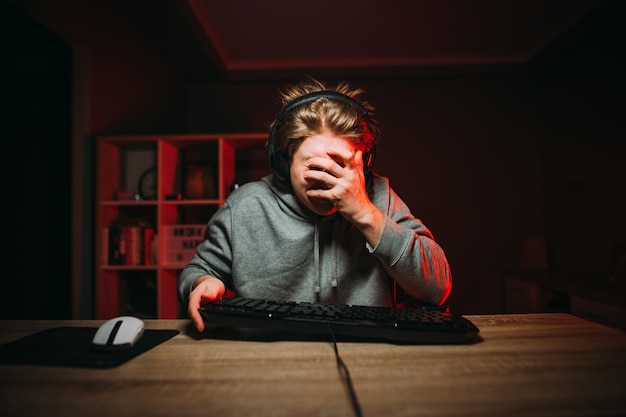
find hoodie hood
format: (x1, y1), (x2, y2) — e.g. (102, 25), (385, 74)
(260, 174), (316, 221)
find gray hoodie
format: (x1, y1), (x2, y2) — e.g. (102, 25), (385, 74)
(178, 173), (451, 307)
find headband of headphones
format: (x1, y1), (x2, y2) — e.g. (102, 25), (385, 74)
(267, 90), (377, 182)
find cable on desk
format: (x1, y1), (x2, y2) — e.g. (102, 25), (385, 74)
(328, 324), (363, 417)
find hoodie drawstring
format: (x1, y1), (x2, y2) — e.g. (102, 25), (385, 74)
(314, 215), (343, 295)
(314, 220), (321, 294)
(331, 221), (339, 288)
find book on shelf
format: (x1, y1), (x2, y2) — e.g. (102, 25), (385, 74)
(144, 227), (155, 265)
(107, 226), (122, 265)
(125, 226), (143, 266)
(103, 223), (206, 266)
(104, 219), (155, 266)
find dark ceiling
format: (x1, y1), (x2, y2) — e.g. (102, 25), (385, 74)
(9, 0), (621, 82)
(120, 0), (606, 81)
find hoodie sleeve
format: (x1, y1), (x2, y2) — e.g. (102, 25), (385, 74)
(177, 202), (234, 304)
(368, 179), (452, 306)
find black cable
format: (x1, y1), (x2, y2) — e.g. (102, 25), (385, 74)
(328, 324), (363, 417)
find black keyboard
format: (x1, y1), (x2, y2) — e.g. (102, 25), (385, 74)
(199, 297), (480, 344)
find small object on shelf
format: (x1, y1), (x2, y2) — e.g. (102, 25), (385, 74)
(138, 167), (157, 200)
(114, 190), (140, 201)
(184, 164), (215, 199)
(162, 224), (204, 264)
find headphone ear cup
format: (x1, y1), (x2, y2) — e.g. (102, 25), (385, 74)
(271, 150), (289, 182)
(363, 152), (372, 171)
(267, 124), (290, 182)
(362, 147), (376, 172)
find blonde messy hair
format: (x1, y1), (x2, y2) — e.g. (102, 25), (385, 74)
(268, 77), (380, 171)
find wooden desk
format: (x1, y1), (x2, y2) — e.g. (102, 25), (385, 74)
(1, 314), (625, 417)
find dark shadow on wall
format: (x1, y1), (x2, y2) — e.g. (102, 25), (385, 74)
(0, 1), (72, 319)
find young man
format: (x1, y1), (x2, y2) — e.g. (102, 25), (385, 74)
(179, 78), (452, 332)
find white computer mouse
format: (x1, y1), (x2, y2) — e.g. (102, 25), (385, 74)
(92, 316), (145, 351)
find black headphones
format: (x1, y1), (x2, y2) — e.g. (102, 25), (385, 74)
(267, 90), (377, 183)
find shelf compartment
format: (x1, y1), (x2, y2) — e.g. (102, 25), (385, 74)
(95, 133), (268, 319)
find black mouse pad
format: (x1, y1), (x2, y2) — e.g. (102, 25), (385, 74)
(0, 327), (179, 369)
